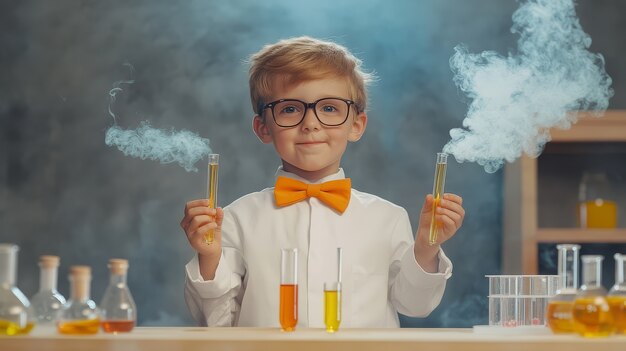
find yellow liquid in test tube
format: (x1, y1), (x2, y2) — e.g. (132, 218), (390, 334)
(205, 154), (219, 244)
(324, 284), (341, 333)
(429, 153), (448, 246)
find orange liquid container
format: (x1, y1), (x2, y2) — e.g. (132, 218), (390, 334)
(279, 284), (297, 331)
(547, 300), (575, 333)
(58, 319), (101, 334)
(101, 320), (135, 333)
(607, 296), (626, 334)
(578, 200), (617, 228)
(572, 297), (614, 337)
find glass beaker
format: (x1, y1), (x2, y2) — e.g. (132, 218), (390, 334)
(324, 282), (341, 332)
(57, 266), (100, 334)
(572, 255), (614, 337)
(0, 244), (34, 335)
(608, 253), (626, 334)
(99, 259), (137, 333)
(577, 172), (618, 228)
(30, 255), (66, 325)
(279, 248), (298, 332)
(547, 244), (580, 334)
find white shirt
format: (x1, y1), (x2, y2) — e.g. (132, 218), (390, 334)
(185, 167), (452, 328)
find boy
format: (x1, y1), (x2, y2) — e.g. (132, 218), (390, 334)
(181, 36), (465, 328)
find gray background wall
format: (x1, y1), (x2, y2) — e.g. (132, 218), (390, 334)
(1, 0), (624, 327)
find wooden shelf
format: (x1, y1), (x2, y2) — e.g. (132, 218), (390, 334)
(503, 110), (626, 274)
(536, 228), (626, 243)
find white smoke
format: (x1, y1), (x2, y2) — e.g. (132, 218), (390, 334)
(105, 64), (212, 172)
(443, 0), (613, 173)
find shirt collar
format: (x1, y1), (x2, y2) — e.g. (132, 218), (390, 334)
(274, 166), (346, 184)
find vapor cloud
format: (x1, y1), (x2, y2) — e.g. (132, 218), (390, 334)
(443, 0), (613, 173)
(105, 64), (212, 172)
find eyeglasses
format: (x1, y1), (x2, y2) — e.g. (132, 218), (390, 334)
(260, 97), (356, 127)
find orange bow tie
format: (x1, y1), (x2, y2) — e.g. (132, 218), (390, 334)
(274, 176), (352, 213)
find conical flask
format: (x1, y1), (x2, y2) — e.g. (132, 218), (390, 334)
(0, 244), (34, 335)
(30, 255), (66, 325)
(99, 258), (137, 333)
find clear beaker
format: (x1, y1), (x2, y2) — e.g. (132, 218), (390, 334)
(279, 248), (298, 332)
(608, 253), (626, 334)
(30, 255), (66, 325)
(547, 244), (580, 334)
(99, 259), (137, 333)
(57, 266), (100, 334)
(572, 255), (614, 337)
(577, 172), (618, 228)
(0, 244), (34, 335)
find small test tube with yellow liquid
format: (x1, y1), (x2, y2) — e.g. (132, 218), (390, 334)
(429, 153), (448, 246)
(205, 154), (219, 245)
(324, 248), (342, 333)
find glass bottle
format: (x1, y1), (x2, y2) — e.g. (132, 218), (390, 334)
(0, 244), (34, 335)
(57, 265), (100, 334)
(99, 258), (137, 333)
(577, 172), (618, 228)
(30, 255), (66, 325)
(547, 244), (580, 333)
(608, 253), (626, 334)
(572, 255), (614, 337)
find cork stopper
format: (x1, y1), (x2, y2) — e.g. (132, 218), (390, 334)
(108, 258), (129, 275)
(69, 265), (91, 300)
(70, 265), (91, 277)
(39, 255), (60, 268)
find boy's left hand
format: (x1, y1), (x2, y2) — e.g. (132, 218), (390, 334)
(414, 193), (465, 271)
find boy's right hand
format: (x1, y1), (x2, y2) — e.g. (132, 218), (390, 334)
(180, 199), (224, 262)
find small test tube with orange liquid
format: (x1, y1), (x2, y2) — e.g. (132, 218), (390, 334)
(429, 153), (448, 246)
(205, 154), (219, 245)
(324, 248), (342, 333)
(280, 248), (298, 332)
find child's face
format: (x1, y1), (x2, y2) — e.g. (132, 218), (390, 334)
(253, 77), (367, 181)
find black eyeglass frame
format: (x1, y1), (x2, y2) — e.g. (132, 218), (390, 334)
(260, 97), (357, 127)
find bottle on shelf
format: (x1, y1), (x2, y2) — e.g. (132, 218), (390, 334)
(30, 255), (66, 325)
(577, 172), (618, 228)
(0, 244), (34, 335)
(57, 265), (100, 334)
(547, 244), (580, 333)
(572, 255), (614, 337)
(608, 253), (626, 334)
(99, 258), (137, 333)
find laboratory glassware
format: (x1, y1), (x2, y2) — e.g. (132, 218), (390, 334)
(0, 244), (34, 335)
(30, 255), (66, 325)
(572, 255), (614, 337)
(577, 172), (617, 228)
(57, 266), (100, 334)
(205, 154), (219, 244)
(280, 248), (298, 331)
(99, 259), (137, 333)
(429, 153), (448, 245)
(547, 244), (580, 334)
(324, 248), (342, 333)
(608, 253), (626, 334)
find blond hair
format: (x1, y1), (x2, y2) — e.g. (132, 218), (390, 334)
(248, 36), (374, 115)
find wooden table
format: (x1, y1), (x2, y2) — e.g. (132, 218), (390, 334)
(2, 327), (626, 351)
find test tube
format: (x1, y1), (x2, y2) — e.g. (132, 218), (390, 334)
(204, 154), (219, 245)
(324, 248), (342, 333)
(428, 153), (448, 246)
(280, 248), (298, 332)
